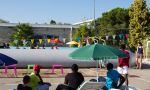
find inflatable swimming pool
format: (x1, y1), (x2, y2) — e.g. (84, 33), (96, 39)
(0, 47), (135, 68)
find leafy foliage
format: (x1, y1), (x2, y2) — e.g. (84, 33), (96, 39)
(128, 0), (150, 52)
(96, 8), (129, 36)
(50, 20), (56, 24)
(73, 8), (129, 46)
(11, 23), (33, 46)
(73, 25), (95, 42)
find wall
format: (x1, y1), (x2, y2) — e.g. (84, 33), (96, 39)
(0, 26), (15, 43)
(0, 25), (76, 44)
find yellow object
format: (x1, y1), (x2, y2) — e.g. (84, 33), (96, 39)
(39, 39), (42, 44)
(47, 39), (51, 43)
(78, 43), (81, 48)
(27, 64), (34, 74)
(28, 72), (40, 90)
(66, 41), (78, 45)
(92, 37), (94, 41)
(55, 38), (58, 41)
(31, 39), (34, 44)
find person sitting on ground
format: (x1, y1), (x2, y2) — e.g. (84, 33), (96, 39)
(35, 45), (40, 49)
(17, 75), (32, 90)
(56, 64), (84, 90)
(6, 43), (10, 48)
(104, 63), (125, 90)
(30, 44), (35, 49)
(28, 64), (51, 90)
(3, 43), (6, 48)
(42, 43), (45, 49)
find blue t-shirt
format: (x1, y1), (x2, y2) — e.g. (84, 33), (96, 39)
(106, 69), (121, 89)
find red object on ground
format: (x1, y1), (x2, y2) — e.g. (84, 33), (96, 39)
(51, 64), (64, 75)
(4, 64), (17, 77)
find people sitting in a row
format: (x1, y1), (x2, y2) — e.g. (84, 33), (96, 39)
(0, 43), (10, 48)
(17, 63), (125, 90)
(17, 64), (51, 90)
(30, 43), (58, 49)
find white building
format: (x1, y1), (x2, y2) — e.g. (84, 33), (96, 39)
(0, 23), (78, 43)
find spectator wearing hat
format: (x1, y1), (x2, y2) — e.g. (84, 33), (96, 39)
(28, 64), (51, 90)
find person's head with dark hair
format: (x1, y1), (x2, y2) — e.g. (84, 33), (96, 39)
(71, 64), (78, 72)
(3, 43), (6, 48)
(138, 42), (142, 46)
(120, 44), (126, 50)
(106, 63), (113, 70)
(23, 75), (30, 84)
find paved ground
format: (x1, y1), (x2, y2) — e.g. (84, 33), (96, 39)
(0, 62), (150, 90)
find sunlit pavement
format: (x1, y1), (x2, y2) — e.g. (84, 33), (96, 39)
(0, 65), (150, 90)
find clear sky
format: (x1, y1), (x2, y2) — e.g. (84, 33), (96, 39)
(0, 0), (149, 24)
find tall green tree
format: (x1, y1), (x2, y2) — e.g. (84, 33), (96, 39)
(128, 0), (149, 51)
(96, 8), (129, 36)
(11, 23), (33, 45)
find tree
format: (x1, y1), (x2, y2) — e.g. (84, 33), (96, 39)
(96, 8), (129, 36)
(73, 25), (93, 42)
(50, 20), (56, 24)
(128, 0), (149, 51)
(11, 23), (33, 45)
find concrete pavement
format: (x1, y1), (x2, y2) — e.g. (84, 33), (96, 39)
(0, 63), (150, 90)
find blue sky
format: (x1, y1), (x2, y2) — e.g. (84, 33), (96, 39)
(0, 0), (149, 24)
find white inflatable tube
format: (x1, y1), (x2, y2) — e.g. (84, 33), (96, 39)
(0, 47), (135, 68)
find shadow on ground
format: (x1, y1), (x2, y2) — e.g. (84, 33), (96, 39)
(132, 63), (150, 69)
(142, 63), (150, 69)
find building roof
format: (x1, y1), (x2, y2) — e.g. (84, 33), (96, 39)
(0, 23), (79, 29)
(73, 19), (93, 25)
